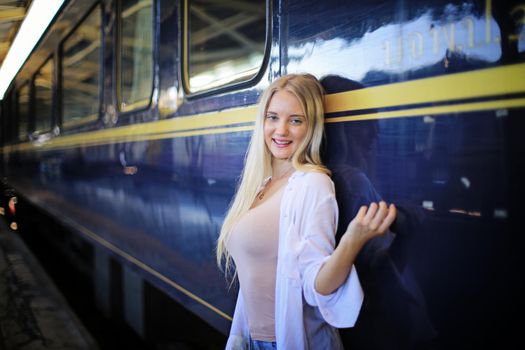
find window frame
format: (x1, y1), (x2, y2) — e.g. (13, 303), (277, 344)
(16, 81), (31, 142)
(182, 0), (271, 98)
(59, 2), (103, 131)
(116, 0), (156, 114)
(32, 55), (55, 136)
(2, 87), (18, 145)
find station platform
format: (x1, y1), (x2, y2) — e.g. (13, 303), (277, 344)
(0, 220), (98, 350)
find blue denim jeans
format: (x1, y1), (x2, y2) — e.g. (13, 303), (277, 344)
(249, 338), (277, 350)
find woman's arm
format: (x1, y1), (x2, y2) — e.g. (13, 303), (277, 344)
(314, 201), (396, 295)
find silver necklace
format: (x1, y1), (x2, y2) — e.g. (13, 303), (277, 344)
(258, 168), (293, 200)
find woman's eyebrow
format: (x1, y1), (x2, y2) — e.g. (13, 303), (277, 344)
(266, 111), (305, 118)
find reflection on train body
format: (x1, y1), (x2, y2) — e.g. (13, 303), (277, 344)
(0, 0), (523, 348)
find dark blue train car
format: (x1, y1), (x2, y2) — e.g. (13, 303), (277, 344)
(1, 0), (523, 348)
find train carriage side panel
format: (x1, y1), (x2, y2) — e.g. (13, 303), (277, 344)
(283, 0), (523, 348)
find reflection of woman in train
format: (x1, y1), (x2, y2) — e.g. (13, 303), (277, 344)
(322, 75), (437, 349)
(216, 73), (397, 349)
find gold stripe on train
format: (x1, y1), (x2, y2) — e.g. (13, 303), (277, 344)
(326, 97), (525, 123)
(324, 62), (525, 113)
(54, 211), (233, 321)
(0, 106), (258, 152)
(2, 63), (525, 153)
(33, 125), (255, 151)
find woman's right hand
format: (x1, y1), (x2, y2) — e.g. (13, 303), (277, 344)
(340, 201), (396, 249)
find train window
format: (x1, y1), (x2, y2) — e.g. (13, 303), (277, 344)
(118, 0), (154, 111)
(17, 84), (30, 140)
(61, 4), (101, 129)
(34, 58), (54, 133)
(184, 0), (267, 93)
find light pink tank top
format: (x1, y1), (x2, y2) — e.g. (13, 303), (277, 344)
(226, 187), (284, 341)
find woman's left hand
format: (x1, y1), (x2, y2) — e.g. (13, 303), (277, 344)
(341, 201), (397, 248)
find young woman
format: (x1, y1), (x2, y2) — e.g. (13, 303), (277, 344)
(217, 74), (396, 350)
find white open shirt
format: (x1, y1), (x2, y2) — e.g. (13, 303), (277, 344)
(226, 171), (364, 349)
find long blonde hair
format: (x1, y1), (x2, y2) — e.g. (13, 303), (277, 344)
(216, 73), (330, 279)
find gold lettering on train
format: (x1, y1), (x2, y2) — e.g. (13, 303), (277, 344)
(461, 17), (475, 48)
(512, 4), (525, 24)
(396, 36), (403, 63)
(409, 32), (424, 59)
(383, 0), (524, 67)
(510, 4), (525, 42)
(429, 25), (440, 55)
(485, 0), (492, 43)
(441, 23), (456, 51)
(383, 40), (391, 66)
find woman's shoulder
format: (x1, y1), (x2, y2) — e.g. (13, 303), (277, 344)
(293, 170), (334, 192)
(294, 169), (332, 181)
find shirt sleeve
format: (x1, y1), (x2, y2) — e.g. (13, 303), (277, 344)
(298, 194), (364, 328)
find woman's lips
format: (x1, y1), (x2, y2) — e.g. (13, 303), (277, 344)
(273, 138), (292, 148)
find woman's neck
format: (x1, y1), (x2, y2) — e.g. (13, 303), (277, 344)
(271, 159), (294, 180)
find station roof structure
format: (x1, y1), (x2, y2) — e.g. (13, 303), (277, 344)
(0, 0), (30, 68)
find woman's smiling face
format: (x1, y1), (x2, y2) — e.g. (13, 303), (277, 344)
(264, 90), (308, 160)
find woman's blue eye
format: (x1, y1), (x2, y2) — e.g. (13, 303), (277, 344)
(291, 118), (303, 124)
(266, 114), (278, 120)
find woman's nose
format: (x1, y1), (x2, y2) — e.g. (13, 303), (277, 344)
(275, 120), (288, 135)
